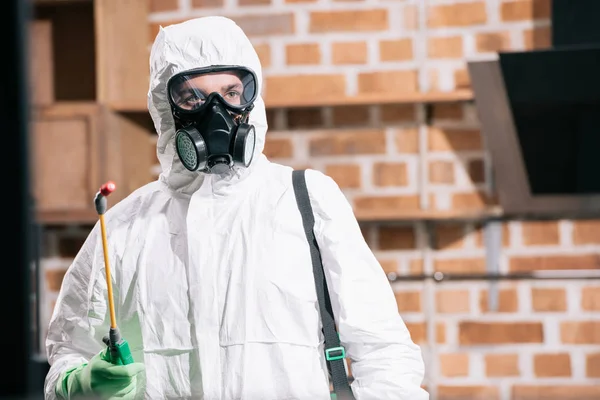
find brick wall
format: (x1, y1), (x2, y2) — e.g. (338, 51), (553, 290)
(37, 0), (600, 399)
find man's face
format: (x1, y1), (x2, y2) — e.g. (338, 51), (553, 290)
(171, 72), (244, 110)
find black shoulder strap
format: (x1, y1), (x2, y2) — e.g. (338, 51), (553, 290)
(291, 170), (355, 400)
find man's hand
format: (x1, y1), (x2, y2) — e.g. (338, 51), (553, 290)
(56, 349), (145, 399)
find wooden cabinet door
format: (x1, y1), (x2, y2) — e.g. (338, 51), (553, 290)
(31, 103), (101, 223)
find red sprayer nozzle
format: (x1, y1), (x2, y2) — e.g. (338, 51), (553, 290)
(94, 181), (117, 215)
(100, 181), (116, 197)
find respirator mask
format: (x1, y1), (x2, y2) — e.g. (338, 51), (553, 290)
(167, 65), (259, 174)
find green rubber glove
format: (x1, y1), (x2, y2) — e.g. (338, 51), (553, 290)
(55, 349), (145, 399)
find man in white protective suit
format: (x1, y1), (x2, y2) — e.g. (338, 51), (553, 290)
(43, 16), (428, 400)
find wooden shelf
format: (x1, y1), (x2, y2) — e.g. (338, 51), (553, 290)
(109, 90), (474, 112)
(354, 206), (504, 223)
(264, 90), (474, 109)
(36, 206), (503, 225)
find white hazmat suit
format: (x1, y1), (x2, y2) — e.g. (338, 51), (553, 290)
(44, 16), (428, 400)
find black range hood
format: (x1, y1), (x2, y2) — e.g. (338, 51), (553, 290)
(468, 0), (600, 217)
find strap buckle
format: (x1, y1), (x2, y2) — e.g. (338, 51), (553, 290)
(325, 346), (346, 361)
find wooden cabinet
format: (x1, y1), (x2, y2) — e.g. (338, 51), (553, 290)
(31, 103), (154, 224)
(31, 103), (101, 222)
(31, 0), (149, 106)
(29, 0), (153, 223)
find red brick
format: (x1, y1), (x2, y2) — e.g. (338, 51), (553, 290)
(561, 321), (600, 344)
(285, 43), (320, 65)
(57, 235), (87, 258)
(468, 159), (485, 183)
(439, 353), (469, 377)
(372, 162), (409, 187)
(263, 137), (293, 159)
(308, 129), (386, 156)
(354, 195), (421, 214)
(476, 31), (512, 53)
(234, 13), (294, 36)
(403, 5), (419, 31)
(480, 288), (518, 313)
(434, 224), (465, 250)
(191, 0), (223, 7)
(394, 127), (419, 153)
(357, 71), (418, 95)
(381, 105), (416, 123)
(454, 68), (471, 89)
(332, 42), (367, 65)
(500, 0), (551, 21)
(512, 385), (600, 400)
(436, 289), (470, 313)
(378, 259), (398, 275)
(395, 291), (421, 312)
(587, 353), (600, 378)
(438, 385), (499, 400)
(573, 220), (600, 244)
(150, 0), (179, 12)
(452, 191), (496, 210)
(360, 225), (372, 246)
(151, 14), (294, 41)
(434, 258), (485, 274)
(265, 109), (277, 129)
(45, 269), (67, 292)
(409, 259), (424, 275)
(431, 103), (463, 120)
(427, 2), (487, 28)
(582, 286), (600, 311)
(264, 74), (345, 105)
(428, 36), (463, 58)
(378, 226), (415, 250)
(531, 288), (567, 312)
(523, 26), (552, 49)
(510, 254), (600, 272)
(533, 353), (572, 377)
(428, 70), (442, 91)
(310, 9), (388, 33)
(459, 321), (543, 345)
(405, 322), (426, 343)
(379, 38), (413, 61)
(429, 161), (455, 184)
(253, 43), (271, 68)
(405, 322), (446, 344)
(521, 221), (560, 245)
(428, 127), (482, 151)
(324, 164), (362, 189)
(485, 353), (520, 377)
(286, 108), (323, 129)
(239, 0), (270, 5)
(436, 322), (447, 343)
(332, 106), (370, 126)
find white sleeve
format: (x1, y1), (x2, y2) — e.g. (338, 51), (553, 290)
(305, 169), (429, 400)
(43, 225), (110, 399)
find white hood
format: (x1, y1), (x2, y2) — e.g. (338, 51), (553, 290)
(147, 16), (268, 194)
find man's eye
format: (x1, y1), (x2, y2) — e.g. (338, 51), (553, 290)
(225, 91), (241, 99)
(185, 95), (202, 103)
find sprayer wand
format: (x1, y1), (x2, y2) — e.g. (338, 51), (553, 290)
(94, 181), (134, 365)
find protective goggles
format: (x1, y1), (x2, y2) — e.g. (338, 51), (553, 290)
(167, 65), (258, 114)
